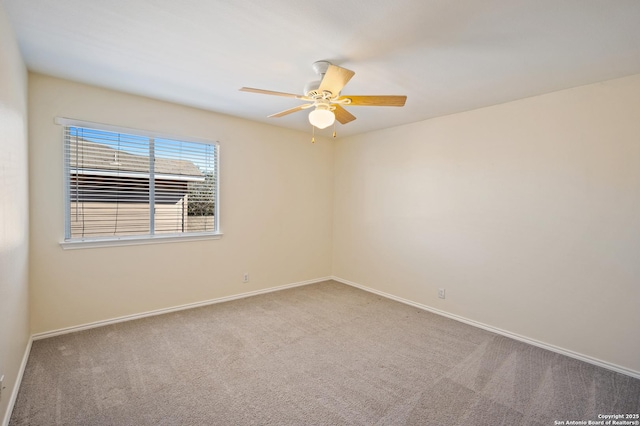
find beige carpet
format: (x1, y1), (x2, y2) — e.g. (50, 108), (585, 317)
(10, 280), (640, 425)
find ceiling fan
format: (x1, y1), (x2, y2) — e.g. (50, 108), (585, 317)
(240, 61), (407, 132)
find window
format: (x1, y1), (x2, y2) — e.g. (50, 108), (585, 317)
(59, 119), (220, 247)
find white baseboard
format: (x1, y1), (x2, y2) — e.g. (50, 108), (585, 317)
(332, 276), (640, 380)
(2, 337), (32, 426)
(25, 274), (640, 381)
(33, 276), (332, 341)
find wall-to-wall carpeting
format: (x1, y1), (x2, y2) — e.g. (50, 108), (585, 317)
(10, 281), (640, 425)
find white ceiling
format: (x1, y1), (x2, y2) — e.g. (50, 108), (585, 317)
(5, 0), (640, 137)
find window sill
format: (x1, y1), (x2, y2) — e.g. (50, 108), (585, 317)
(60, 232), (223, 250)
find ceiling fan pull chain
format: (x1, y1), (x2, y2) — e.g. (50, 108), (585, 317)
(333, 122), (337, 138)
(311, 125), (315, 144)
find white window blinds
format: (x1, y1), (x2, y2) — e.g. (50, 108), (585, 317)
(63, 123), (218, 242)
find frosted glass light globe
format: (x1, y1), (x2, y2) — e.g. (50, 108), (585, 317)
(308, 108), (335, 129)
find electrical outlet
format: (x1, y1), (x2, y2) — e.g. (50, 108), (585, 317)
(438, 288), (446, 299)
(243, 272), (249, 283)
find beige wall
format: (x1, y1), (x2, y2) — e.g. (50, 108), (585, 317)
(0, 4), (30, 423)
(28, 73), (334, 334)
(333, 74), (640, 374)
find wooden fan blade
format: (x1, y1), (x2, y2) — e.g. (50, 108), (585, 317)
(339, 95), (407, 107)
(240, 87), (302, 99)
(268, 105), (307, 118)
(318, 65), (355, 96)
(333, 105), (356, 125)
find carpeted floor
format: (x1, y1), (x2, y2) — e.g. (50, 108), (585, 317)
(10, 280), (640, 425)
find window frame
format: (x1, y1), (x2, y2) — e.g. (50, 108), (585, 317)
(57, 117), (222, 249)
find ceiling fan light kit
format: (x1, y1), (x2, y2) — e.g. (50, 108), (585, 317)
(308, 102), (335, 129)
(240, 61), (407, 137)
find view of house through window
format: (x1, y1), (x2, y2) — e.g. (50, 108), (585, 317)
(63, 124), (218, 241)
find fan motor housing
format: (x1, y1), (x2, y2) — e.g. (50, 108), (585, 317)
(304, 80), (322, 98)
(305, 61), (335, 98)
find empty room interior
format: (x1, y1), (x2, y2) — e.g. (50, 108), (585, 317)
(1, 1), (639, 425)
